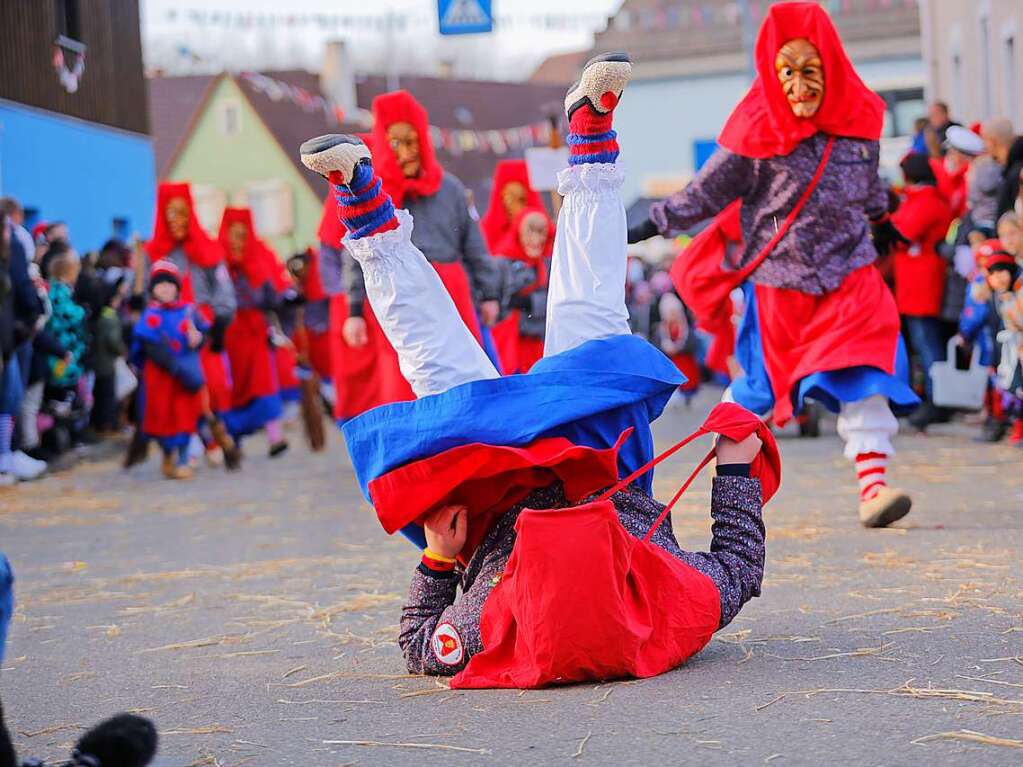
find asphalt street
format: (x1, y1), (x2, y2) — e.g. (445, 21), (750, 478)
(2, 388), (1022, 766)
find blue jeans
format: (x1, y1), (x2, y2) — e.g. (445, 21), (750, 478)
(903, 316), (948, 400)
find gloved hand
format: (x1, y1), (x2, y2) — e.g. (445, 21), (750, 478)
(627, 218), (660, 244)
(208, 316), (229, 353)
(870, 214), (910, 258)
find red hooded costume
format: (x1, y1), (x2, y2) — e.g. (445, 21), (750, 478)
(218, 208), (284, 415)
(146, 182), (233, 413)
(666, 3), (911, 424)
(479, 160), (546, 253)
(717, 2), (885, 159)
(489, 207), (553, 374)
(316, 91), (488, 420)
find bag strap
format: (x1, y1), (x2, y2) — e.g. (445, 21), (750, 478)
(734, 135), (836, 281)
(597, 428), (718, 543)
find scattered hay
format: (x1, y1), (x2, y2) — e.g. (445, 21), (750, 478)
(759, 681), (1023, 710)
(160, 725), (233, 735)
(571, 731), (592, 758)
(139, 634), (247, 653)
(276, 699), (380, 705)
(776, 641), (897, 663)
(282, 665), (306, 679)
(911, 730), (1023, 749)
(18, 723), (82, 738)
(322, 739), (490, 754)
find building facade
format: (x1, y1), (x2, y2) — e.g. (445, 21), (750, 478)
(590, 0), (925, 204)
(920, 0), (1023, 128)
(0, 0), (155, 249)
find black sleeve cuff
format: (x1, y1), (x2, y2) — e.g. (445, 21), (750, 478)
(716, 463), (751, 478)
(348, 300), (365, 318)
(417, 562), (459, 580)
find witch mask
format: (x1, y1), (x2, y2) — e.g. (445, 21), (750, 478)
(775, 38), (824, 118)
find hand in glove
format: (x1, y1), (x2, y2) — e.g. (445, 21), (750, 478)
(208, 316), (230, 353)
(627, 218), (660, 244)
(870, 213), (910, 258)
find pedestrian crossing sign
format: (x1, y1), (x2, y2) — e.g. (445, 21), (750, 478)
(438, 0), (493, 35)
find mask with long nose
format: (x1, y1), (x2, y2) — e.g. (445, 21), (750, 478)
(775, 38), (824, 119)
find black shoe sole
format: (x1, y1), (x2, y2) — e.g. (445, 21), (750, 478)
(299, 133), (364, 156)
(862, 494), (912, 528)
(566, 52), (631, 120)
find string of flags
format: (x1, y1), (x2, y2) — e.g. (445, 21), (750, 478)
(238, 72), (553, 157)
(162, 8), (607, 33)
(613, 0), (918, 31)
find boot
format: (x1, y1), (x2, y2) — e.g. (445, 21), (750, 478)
(123, 426), (150, 469)
(161, 453), (192, 480)
(974, 416), (1008, 443)
(858, 486), (912, 528)
(209, 418), (242, 471)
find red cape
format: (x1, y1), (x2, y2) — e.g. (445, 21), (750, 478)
(371, 90), (444, 208)
(718, 2), (885, 158)
(670, 201), (742, 377)
(480, 159), (546, 252)
(146, 182), (224, 269)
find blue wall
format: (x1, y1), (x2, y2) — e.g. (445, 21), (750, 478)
(0, 99), (156, 251)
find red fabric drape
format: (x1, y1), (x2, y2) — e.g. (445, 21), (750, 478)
(146, 182), (224, 269)
(480, 160), (546, 252)
(717, 2), (885, 158)
(371, 90), (444, 208)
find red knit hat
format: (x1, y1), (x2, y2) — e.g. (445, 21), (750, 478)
(149, 259), (182, 291)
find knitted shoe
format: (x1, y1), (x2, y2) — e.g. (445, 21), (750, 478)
(299, 134), (371, 185)
(564, 52), (632, 121)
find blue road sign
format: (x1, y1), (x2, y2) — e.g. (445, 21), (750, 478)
(438, 0), (493, 35)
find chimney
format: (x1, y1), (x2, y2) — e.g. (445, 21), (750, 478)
(321, 39), (357, 120)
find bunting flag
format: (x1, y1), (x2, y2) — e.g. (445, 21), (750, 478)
(239, 71), (553, 157)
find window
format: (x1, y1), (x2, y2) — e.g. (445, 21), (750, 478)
(1005, 34), (1018, 123)
(219, 100), (241, 137)
(54, 0), (81, 41)
(979, 13), (992, 118)
(246, 180), (293, 237)
(190, 184), (226, 233)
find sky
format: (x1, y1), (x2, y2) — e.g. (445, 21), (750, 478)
(141, 0), (624, 80)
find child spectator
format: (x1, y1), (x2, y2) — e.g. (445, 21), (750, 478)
(42, 248), (89, 453)
(983, 249), (1023, 443)
(91, 277), (129, 434)
(131, 261), (207, 480)
(996, 211), (1022, 257)
(892, 153), (955, 430)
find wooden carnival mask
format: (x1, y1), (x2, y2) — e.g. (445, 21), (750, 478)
(165, 196), (191, 242)
(775, 38), (824, 119)
(501, 181), (529, 220)
(387, 121), (421, 178)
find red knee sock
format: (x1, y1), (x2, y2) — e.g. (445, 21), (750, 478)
(855, 452), (888, 501)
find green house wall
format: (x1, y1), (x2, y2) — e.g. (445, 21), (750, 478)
(167, 76), (323, 258)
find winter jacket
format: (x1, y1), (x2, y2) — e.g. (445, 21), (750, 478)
(892, 185), (954, 317)
(44, 281), (88, 387)
(996, 136), (1023, 219)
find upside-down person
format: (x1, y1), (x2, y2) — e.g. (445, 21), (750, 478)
(629, 3), (919, 527)
(301, 54), (780, 687)
(318, 90), (503, 421)
(218, 208), (289, 457)
(143, 183), (239, 465)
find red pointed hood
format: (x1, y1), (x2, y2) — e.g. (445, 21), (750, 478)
(718, 2), (885, 158)
(218, 207), (285, 291)
(494, 207), (553, 295)
(480, 160), (546, 252)
(146, 182), (225, 269)
(371, 90), (444, 207)
(301, 247), (327, 302)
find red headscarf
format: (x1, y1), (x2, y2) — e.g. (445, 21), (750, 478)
(371, 90), (444, 207)
(717, 2), (885, 159)
(493, 207), (553, 295)
(146, 182), (224, 268)
(480, 160), (546, 252)
(218, 207), (286, 291)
